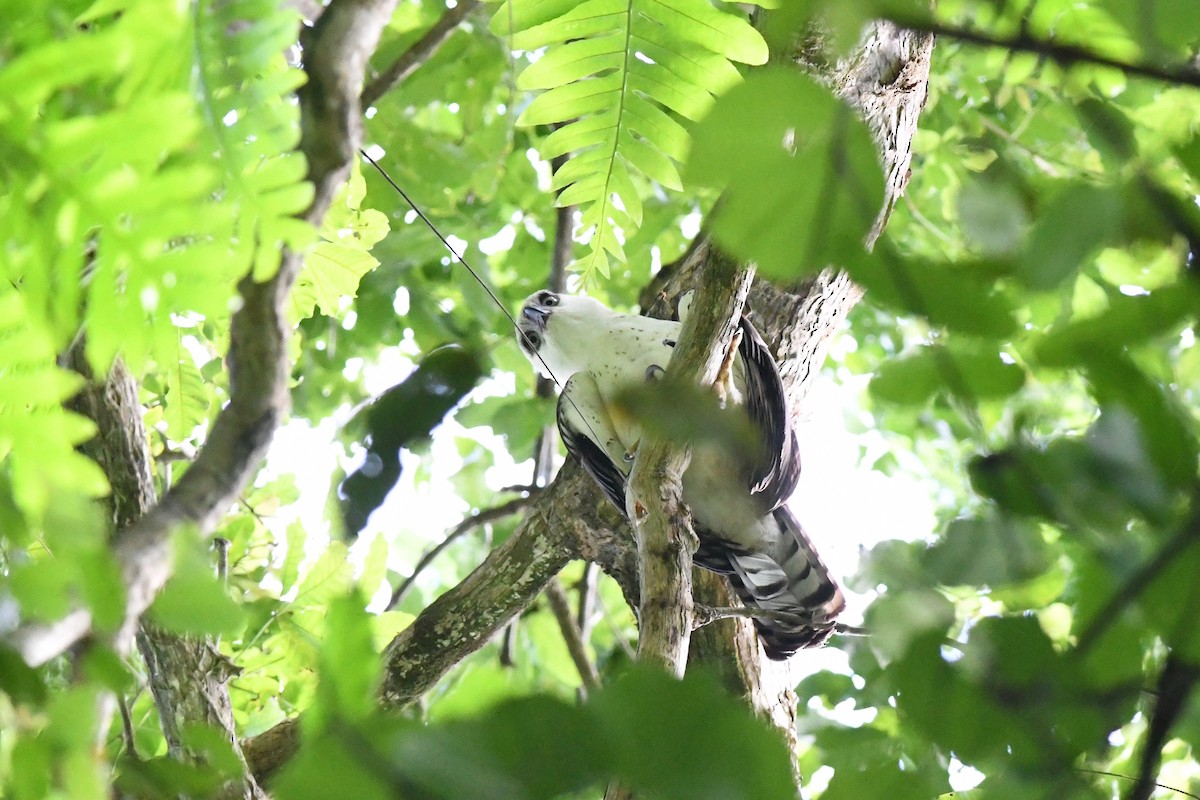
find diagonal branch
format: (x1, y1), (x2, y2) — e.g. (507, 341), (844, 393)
(378, 465), (629, 708)
(1128, 654), (1200, 800)
(361, 0), (482, 107)
(386, 491), (540, 610)
(893, 15), (1200, 88)
(7, 0), (400, 668)
(546, 577), (601, 694)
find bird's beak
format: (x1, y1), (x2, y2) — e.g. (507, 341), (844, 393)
(521, 305), (549, 328)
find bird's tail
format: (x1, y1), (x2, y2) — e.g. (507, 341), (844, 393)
(724, 506), (845, 660)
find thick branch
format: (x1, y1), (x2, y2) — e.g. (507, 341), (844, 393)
(1129, 655), (1200, 800)
(7, 0), (398, 667)
(255, 10), (934, 783)
(626, 245), (753, 675)
(379, 468), (608, 708)
(361, 0), (481, 107)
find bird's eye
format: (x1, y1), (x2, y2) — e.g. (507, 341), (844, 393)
(524, 331), (542, 349)
(541, 292), (559, 307)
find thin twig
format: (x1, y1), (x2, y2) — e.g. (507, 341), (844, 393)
(385, 491), (539, 611)
(117, 694), (139, 761)
(692, 604), (842, 629)
(1077, 767), (1200, 800)
(576, 562), (598, 642)
(545, 578), (601, 694)
(361, 0), (482, 107)
(596, 593), (638, 661)
(894, 15), (1200, 88)
(213, 538), (230, 583)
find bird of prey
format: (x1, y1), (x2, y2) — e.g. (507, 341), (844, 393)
(517, 290), (844, 659)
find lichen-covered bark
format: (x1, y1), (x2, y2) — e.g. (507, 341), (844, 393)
(380, 465), (608, 708)
(136, 628), (264, 800)
(625, 247), (753, 674)
(828, 21), (935, 248)
(62, 345), (265, 800)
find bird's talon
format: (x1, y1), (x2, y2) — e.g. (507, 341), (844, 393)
(645, 364), (666, 382)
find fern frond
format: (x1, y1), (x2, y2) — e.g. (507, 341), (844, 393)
(492, 0), (766, 278)
(0, 287), (109, 523)
(0, 0), (313, 524)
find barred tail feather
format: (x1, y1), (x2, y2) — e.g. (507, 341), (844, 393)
(725, 506), (845, 660)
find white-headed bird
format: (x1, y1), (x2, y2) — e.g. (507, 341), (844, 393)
(517, 290), (844, 659)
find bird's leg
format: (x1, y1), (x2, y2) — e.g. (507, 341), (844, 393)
(714, 328), (742, 408)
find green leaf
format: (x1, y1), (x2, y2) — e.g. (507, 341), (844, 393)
(1075, 97), (1137, 161)
(593, 668), (796, 799)
(864, 590), (955, 660)
(956, 178), (1029, 256)
(161, 337), (210, 442)
(496, 0), (766, 278)
(871, 345), (1025, 405)
(688, 68), (884, 279)
(1036, 281), (1200, 365)
(357, 532), (389, 598)
(1079, 353), (1197, 491)
(314, 594), (380, 724)
(1019, 183), (1121, 290)
(290, 168), (389, 322)
(0, 644), (48, 705)
(272, 725), (394, 800)
(294, 541), (355, 608)
(850, 248), (1018, 337)
(149, 545), (245, 638)
(924, 515), (1051, 589)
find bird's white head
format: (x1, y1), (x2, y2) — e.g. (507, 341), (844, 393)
(516, 290), (613, 379)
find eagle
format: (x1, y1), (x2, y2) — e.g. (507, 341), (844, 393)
(517, 289), (844, 659)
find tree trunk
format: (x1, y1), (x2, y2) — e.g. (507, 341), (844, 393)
(652, 14), (935, 786)
(63, 347), (266, 800)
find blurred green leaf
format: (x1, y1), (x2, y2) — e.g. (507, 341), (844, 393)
(925, 515), (1051, 588)
(957, 178), (1029, 256)
(851, 248), (1018, 336)
(871, 345), (1025, 405)
(615, 378), (760, 461)
(149, 544), (245, 637)
(313, 594), (380, 725)
(1019, 183), (1122, 290)
(688, 68), (883, 279)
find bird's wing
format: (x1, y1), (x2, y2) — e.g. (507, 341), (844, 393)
(735, 316), (801, 511)
(557, 372), (630, 515)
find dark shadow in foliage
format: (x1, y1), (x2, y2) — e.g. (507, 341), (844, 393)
(338, 345), (483, 537)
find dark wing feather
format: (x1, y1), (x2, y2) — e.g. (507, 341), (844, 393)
(557, 390), (629, 515)
(737, 316), (801, 511)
